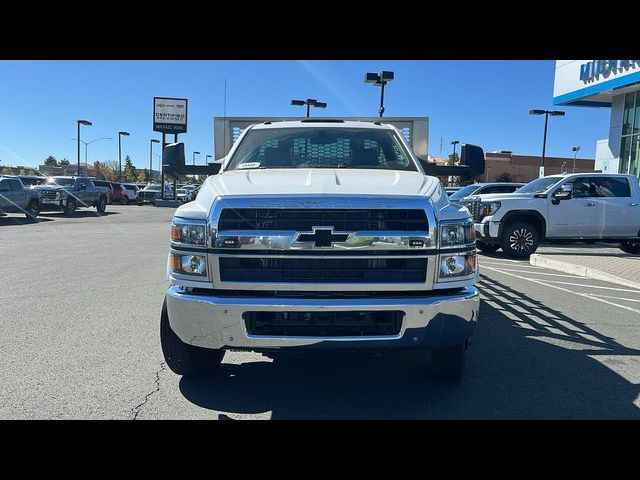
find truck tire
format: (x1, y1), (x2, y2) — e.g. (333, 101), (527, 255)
(160, 298), (224, 377)
(620, 240), (640, 255)
(64, 198), (76, 216)
(25, 199), (39, 220)
(431, 342), (466, 381)
(501, 221), (539, 258)
(476, 240), (500, 253)
(97, 195), (107, 213)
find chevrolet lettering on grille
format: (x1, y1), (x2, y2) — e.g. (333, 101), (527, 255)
(294, 227), (350, 248)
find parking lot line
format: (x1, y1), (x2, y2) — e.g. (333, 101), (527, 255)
(481, 265), (640, 315)
(586, 293), (640, 303)
(538, 280), (640, 293)
(480, 267), (579, 278)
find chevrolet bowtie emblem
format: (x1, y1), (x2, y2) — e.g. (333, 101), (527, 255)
(295, 227), (350, 248)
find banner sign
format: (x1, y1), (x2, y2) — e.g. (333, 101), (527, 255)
(153, 97), (188, 133)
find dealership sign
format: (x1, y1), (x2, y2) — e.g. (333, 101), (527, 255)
(579, 60), (640, 83)
(153, 97), (188, 133)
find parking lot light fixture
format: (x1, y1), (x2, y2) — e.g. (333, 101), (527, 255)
(529, 109), (565, 176)
(193, 151), (201, 166)
(76, 120), (92, 176)
(365, 71), (395, 118)
(118, 131), (130, 181)
(572, 145), (581, 173)
(291, 98), (327, 117)
(206, 155), (213, 164)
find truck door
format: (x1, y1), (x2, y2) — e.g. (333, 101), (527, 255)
(0, 179), (11, 210)
(593, 176), (640, 237)
(75, 178), (89, 206)
(547, 176), (603, 238)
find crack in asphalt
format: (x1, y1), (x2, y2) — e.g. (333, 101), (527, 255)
(130, 362), (166, 420)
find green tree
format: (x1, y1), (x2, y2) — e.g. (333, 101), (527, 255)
(135, 169), (149, 183)
(44, 155), (58, 166)
(447, 153), (459, 166)
(59, 158), (70, 166)
(123, 155), (136, 182)
(495, 171), (514, 182)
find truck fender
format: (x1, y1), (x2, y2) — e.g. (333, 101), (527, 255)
(498, 210), (547, 239)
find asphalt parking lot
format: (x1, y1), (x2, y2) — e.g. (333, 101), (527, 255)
(1, 206), (639, 419)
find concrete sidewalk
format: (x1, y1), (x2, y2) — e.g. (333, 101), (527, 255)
(530, 251), (640, 290)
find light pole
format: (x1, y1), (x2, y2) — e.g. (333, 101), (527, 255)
(153, 154), (161, 180)
(365, 71), (395, 117)
(150, 139), (160, 181)
(118, 131), (130, 181)
(572, 145), (581, 173)
(192, 151), (201, 166)
(291, 98), (327, 117)
(76, 120), (92, 176)
(71, 137), (111, 170)
(451, 140), (460, 164)
(206, 155), (213, 164)
(529, 109), (565, 177)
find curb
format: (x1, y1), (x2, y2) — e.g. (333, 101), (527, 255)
(530, 254), (640, 290)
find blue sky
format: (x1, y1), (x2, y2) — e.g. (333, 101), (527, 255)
(0, 60), (610, 170)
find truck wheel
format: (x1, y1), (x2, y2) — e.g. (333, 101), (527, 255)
(160, 298), (224, 377)
(476, 240), (500, 253)
(501, 221), (539, 258)
(25, 199), (40, 220)
(620, 241), (640, 255)
(64, 198), (76, 216)
(97, 195), (107, 213)
(431, 342), (466, 381)
(121, 196), (129, 205)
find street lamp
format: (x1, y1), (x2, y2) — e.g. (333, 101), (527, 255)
(118, 131), (130, 181)
(291, 98), (327, 117)
(572, 145), (581, 173)
(76, 120), (92, 176)
(193, 151), (201, 166)
(206, 155), (213, 164)
(71, 137), (111, 169)
(451, 140), (460, 164)
(150, 139), (160, 179)
(365, 71), (395, 118)
(529, 109), (565, 177)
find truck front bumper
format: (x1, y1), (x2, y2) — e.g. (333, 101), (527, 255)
(474, 221), (501, 244)
(166, 285), (479, 351)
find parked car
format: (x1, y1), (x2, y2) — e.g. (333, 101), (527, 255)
(92, 180), (114, 203)
(110, 183), (124, 204)
(34, 176), (109, 215)
(138, 183), (172, 204)
(15, 175), (47, 187)
(448, 182), (526, 203)
(161, 119), (479, 381)
(464, 173), (640, 258)
(0, 176), (42, 219)
(176, 188), (189, 203)
(444, 186), (462, 196)
(182, 184), (198, 201)
(121, 184), (138, 205)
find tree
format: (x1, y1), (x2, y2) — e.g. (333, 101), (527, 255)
(123, 155), (136, 182)
(495, 171), (514, 182)
(93, 161), (117, 181)
(59, 158), (70, 166)
(136, 169), (149, 183)
(447, 153), (459, 166)
(44, 155), (58, 166)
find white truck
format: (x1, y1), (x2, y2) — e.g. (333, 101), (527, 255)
(464, 173), (640, 258)
(161, 120), (480, 380)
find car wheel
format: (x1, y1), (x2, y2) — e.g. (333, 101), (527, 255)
(476, 240), (500, 253)
(96, 195), (107, 214)
(121, 196), (129, 205)
(431, 342), (466, 381)
(25, 199), (40, 220)
(620, 240), (640, 255)
(64, 198), (76, 216)
(501, 221), (539, 259)
(160, 298), (224, 377)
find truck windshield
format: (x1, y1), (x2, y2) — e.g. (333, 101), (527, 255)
(226, 127), (418, 172)
(448, 185), (481, 200)
(516, 177), (563, 194)
(46, 178), (75, 186)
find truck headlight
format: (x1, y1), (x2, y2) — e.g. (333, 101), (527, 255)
(439, 252), (477, 278)
(171, 218), (207, 248)
(484, 201), (501, 216)
(171, 253), (208, 276)
(440, 220), (475, 248)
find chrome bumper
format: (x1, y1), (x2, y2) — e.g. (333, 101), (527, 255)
(166, 285), (479, 351)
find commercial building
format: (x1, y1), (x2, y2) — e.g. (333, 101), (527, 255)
(553, 60), (640, 180)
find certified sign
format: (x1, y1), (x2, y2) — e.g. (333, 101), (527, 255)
(153, 97), (188, 133)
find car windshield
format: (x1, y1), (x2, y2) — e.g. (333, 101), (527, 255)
(46, 177), (74, 186)
(144, 185), (160, 191)
(516, 176), (563, 193)
(226, 127), (417, 171)
(448, 185), (481, 200)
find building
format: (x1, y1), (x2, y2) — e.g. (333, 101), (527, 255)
(553, 60), (640, 180)
(480, 151), (594, 183)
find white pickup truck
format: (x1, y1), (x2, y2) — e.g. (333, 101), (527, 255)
(161, 120), (480, 380)
(464, 173), (640, 258)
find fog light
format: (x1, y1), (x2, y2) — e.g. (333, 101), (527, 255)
(439, 253), (476, 279)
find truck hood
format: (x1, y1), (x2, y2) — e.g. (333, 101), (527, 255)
(33, 184), (68, 191)
(465, 192), (539, 203)
(210, 168), (437, 196)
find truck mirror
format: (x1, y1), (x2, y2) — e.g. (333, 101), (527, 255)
(552, 183), (572, 204)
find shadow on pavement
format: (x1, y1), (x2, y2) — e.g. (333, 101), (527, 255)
(0, 216), (54, 225)
(39, 211), (120, 218)
(178, 275), (640, 419)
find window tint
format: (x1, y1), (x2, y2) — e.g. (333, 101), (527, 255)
(9, 179), (23, 191)
(570, 177), (594, 198)
(591, 177), (630, 198)
(481, 185), (518, 194)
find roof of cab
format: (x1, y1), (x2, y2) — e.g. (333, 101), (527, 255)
(250, 119), (395, 130)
